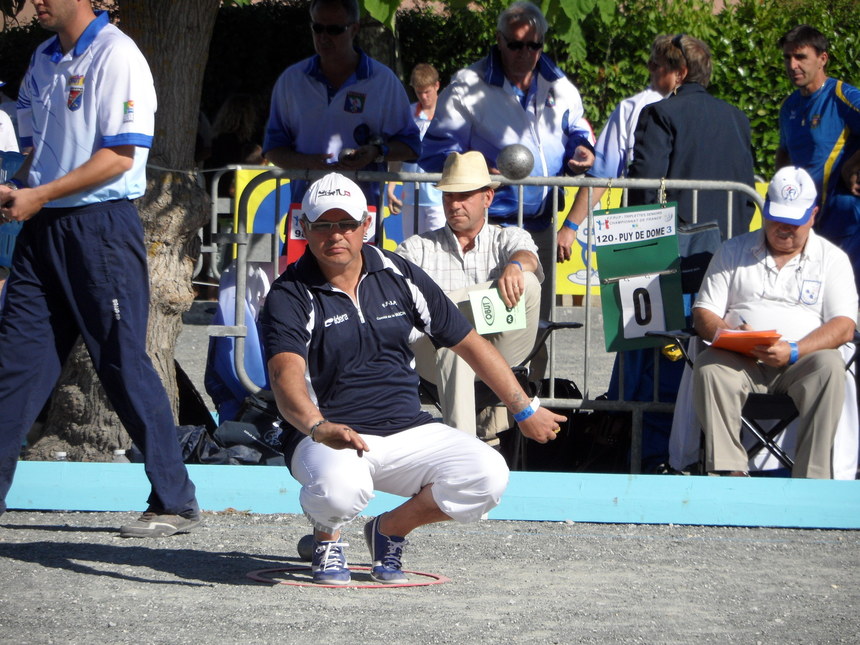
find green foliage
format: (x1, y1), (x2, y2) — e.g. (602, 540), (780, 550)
(394, 0), (858, 178)
(0, 19), (44, 93)
(201, 0), (312, 118)
(395, 1), (504, 87)
(1, 0), (856, 179)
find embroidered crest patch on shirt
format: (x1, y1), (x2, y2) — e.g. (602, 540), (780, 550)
(800, 279), (821, 305)
(344, 92), (366, 114)
(67, 75), (85, 111)
(123, 100), (135, 123)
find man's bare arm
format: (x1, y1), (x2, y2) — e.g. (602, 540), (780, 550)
(0, 145), (134, 222)
(268, 352), (369, 454)
(449, 330), (566, 443)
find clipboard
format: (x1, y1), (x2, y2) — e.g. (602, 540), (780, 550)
(710, 329), (781, 357)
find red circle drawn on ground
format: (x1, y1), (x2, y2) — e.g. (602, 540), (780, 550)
(246, 565), (451, 588)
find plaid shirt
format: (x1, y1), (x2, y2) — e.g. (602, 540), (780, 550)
(396, 221), (543, 293)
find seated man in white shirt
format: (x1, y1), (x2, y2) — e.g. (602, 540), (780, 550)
(397, 151), (543, 444)
(692, 166), (858, 478)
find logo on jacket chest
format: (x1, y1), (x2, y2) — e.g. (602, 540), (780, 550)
(324, 313), (349, 327)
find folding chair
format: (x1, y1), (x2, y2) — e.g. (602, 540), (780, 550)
(420, 318), (583, 469)
(647, 220), (859, 478)
(653, 327), (860, 477)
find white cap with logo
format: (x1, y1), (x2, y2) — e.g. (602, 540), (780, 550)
(301, 173), (368, 222)
(763, 166), (817, 226)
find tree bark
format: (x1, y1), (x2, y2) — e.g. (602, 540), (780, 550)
(27, 0), (219, 462)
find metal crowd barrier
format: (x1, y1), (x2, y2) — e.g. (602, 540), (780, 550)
(203, 166), (764, 473)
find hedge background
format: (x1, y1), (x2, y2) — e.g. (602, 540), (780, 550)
(0, 0), (857, 178)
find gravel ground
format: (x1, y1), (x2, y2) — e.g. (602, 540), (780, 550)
(1, 510), (858, 644)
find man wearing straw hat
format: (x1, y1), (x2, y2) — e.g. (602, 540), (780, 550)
(398, 151), (543, 445)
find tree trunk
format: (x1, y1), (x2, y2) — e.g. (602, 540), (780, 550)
(26, 0), (219, 462)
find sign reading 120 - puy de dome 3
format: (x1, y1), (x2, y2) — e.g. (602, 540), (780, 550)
(595, 204), (685, 352)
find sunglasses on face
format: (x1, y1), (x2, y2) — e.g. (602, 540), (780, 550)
(501, 34), (543, 52)
(303, 217), (365, 233)
(310, 22), (352, 35)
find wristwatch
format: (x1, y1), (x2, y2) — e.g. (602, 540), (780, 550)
(369, 136), (389, 163)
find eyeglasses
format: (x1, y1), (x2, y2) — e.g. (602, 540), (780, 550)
(311, 22), (353, 35)
(303, 217), (365, 233)
(501, 34), (543, 52)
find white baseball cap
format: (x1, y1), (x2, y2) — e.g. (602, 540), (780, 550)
(763, 166), (817, 226)
(301, 173), (367, 222)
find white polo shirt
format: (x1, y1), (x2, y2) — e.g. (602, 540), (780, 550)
(17, 11), (155, 207)
(262, 50), (420, 208)
(694, 228), (858, 342)
(590, 87), (664, 179)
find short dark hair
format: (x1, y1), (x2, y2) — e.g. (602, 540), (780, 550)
(778, 25), (830, 56)
(309, 0), (360, 24)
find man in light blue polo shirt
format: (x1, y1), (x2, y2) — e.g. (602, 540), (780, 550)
(0, 0), (199, 537)
(263, 0), (420, 238)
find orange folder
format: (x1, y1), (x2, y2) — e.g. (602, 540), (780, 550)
(710, 329), (781, 357)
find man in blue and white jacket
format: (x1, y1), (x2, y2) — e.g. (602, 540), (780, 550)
(420, 1), (594, 287)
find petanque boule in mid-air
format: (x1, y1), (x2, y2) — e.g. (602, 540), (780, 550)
(495, 143), (534, 180)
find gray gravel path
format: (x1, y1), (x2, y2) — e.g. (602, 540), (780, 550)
(1, 510), (857, 644)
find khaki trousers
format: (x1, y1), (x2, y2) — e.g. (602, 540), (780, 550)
(693, 347), (845, 478)
(413, 272), (541, 443)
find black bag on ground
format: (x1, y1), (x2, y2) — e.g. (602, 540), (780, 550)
(497, 380), (631, 473)
(498, 378), (586, 472)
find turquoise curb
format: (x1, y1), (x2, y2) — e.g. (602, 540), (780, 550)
(6, 462), (859, 529)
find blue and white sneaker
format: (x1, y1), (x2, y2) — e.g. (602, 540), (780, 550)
(364, 515), (408, 584)
(311, 538), (350, 585)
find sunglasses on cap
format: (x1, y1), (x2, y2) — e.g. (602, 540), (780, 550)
(501, 33), (543, 52)
(302, 217), (366, 233)
(310, 22), (353, 35)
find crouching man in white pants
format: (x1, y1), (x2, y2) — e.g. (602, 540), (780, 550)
(260, 173), (565, 585)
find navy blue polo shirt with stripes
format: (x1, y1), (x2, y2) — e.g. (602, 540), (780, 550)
(261, 245), (472, 436)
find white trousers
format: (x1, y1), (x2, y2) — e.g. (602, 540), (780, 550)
(291, 422), (510, 534)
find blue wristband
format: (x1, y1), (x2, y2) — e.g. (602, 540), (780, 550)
(6, 177), (23, 189)
(513, 397), (540, 423)
(563, 220), (579, 231)
(508, 260), (523, 271)
(788, 342), (799, 365)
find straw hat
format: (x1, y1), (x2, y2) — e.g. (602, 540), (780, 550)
(435, 151), (501, 192)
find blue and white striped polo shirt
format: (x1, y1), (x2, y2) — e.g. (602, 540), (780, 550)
(17, 11), (155, 206)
